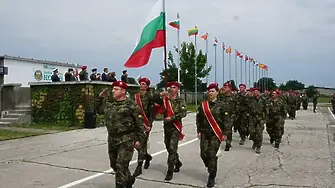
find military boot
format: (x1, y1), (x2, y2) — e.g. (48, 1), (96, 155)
(270, 137), (274, 144)
(225, 143), (231, 151)
(164, 170), (173, 181)
(252, 142), (256, 149)
(132, 162), (143, 177)
(174, 159), (182, 172)
(115, 183), (124, 188)
(125, 176), (135, 188)
(255, 147), (261, 154)
(143, 153), (152, 169)
(239, 137), (246, 145)
(274, 142), (280, 149)
(206, 172), (216, 187)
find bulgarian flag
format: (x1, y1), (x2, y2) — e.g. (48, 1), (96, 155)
(168, 20), (179, 30)
(124, 0), (165, 68)
(213, 37), (218, 46)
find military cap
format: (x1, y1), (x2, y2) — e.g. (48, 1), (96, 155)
(139, 77), (151, 86)
(250, 87), (254, 91)
(167, 81), (180, 88)
(232, 88), (239, 92)
(53, 68), (58, 72)
(207, 82), (219, 90)
(223, 82), (231, 87)
(68, 68), (73, 72)
(239, 83), (246, 88)
(253, 88), (260, 91)
(92, 68), (97, 72)
(246, 88), (251, 92)
(81, 65), (87, 70)
(112, 81), (128, 90)
(275, 89), (281, 94)
(122, 70), (127, 74)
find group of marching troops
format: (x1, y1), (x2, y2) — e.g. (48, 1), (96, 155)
(96, 78), (315, 188)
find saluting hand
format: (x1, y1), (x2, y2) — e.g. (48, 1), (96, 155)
(99, 88), (108, 97)
(135, 141), (141, 149)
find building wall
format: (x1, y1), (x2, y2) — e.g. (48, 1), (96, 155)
(4, 59), (78, 86)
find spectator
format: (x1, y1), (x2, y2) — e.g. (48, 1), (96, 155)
(108, 72), (117, 82)
(102, 68), (109, 81)
(121, 70), (128, 83)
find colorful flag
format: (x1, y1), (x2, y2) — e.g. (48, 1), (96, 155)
(245, 55), (248, 61)
(222, 42), (225, 50)
(188, 26), (198, 36)
(259, 63), (268, 70)
(249, 57), (254, 62)
(168, 20), (179, 30)
(124, 0), (165, 68)
(213, 37), (218, 46)
(236, 50), (243, 58)
(225, 46), (232, 54)
(200, 32), (208, 41)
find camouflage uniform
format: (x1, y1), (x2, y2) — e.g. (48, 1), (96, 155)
(79, 70), (89, 81)
(218, 92), (235, 151)
(296, 94), (301, 110)
(267, 97), (286, 148)
(301, 95), (308, 110)
(249, 96), (268, 153)
(196, 99), (227, 187)
(312, 93), (319, 113)
(97, 97), (145, 188)
(158, 96), (187, 180)
(287, 94), (297, 119)
(132, 90), (160, 177)
(235, 92), (250, 144)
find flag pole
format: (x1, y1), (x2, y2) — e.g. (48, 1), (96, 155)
(194, 33), (197, 106)
(248, 59), (251, 88)
(222, 43), (225, 84)
(252, 62), (255, 87)
(214, 43), (217, 82)
(162, 0), (168, 88)
(244, 57), (247, 86)
(205, 37), (208, 85)
(235, 50), (237, 84)
(240, 56), (242, 84)
(229, 50), (231, 80)
(176, 13), (180, 96)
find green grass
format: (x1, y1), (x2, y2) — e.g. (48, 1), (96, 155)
(9, 123), (82, 131)
(318, 96), (331, 103)
(187, 104), (197, 112)
(0, 129), (45, 141)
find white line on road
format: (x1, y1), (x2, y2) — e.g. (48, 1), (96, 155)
(57, 138), (199, 188)
(327, 107), (335, 120)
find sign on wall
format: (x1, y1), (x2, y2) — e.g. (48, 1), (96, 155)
(33, 64), (71, 81)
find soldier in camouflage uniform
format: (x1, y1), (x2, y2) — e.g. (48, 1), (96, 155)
(196, 83), (228, 187)
(287, 91), (297, 119)
(235, 84), (250, 145)
(296, 92), (301, 110)
(158, 81), (187, 181)
(218, 82), (235, 151)
(301, 93), (308, 110)
(133, 78), (160, 177)
(267, 90), (287, 149)
(249, 88), (268, 154)
(79, 66), (89, 81)
(312, 91), (319, 113)
(97, 81), (145, 188)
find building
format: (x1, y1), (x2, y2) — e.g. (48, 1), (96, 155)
(0, 55), (82, 86)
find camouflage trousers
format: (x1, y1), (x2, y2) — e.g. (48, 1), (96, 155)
(108, 135), (134, 187)
(313, 102), (317, 112)
(225, 120), (233, 146)
(302, 102), (308, 110)
(249, 119), (265, 148)
(136, 131), (150, 162)
(164, 128), (180, 171)
(296, 102), (301, 110)
(287, 106), (296, 118)
(236, 113), (249, 139)
(266, 117), (285, 143)
(200, 133), (220, 174)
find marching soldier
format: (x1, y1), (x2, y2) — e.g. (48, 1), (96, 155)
(97, 81), (145, 188)
(249, 88), (268, 154)
(196, 82), (228, 187)
(287, 91), (297, 119)
(218, 82), (235, 151)
(159, 81), (187, 181)
(267, 90), (286, 149)
(301, 93), (308, 110)
(235, 83), (250, 145)
(296, 92), (302, 110)
(133, 77), (158, 177)
(312, 91), (319, 113)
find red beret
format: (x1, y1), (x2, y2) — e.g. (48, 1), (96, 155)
(223, 82), (231, 87)
(167, 81), (180, 88)
(138, 77), (150, 86)
(112, 81), (128, 90)
(246, 88), (250, 92)
(232, 88), (239, 92)
(239, 83), (246, 88)
(253, 88), (259, 91)
(275, 89), (281, 94)
(81, 65), (87, 70)
(207, 82), (219, 90)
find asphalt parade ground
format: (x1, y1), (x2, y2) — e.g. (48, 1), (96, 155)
(1, 104), (334, 188)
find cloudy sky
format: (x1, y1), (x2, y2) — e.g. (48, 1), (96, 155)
(1, 0), (334, 87)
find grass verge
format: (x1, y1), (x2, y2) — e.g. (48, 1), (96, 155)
(9, 123), (82, 131)
(187, 104), (197, 112)
(0, 129), (45, 141)
(318, 96), (331, 103)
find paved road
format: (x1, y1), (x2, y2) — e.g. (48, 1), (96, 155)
(0, 104), (334, 188)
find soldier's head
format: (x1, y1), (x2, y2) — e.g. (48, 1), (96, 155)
(272, 90), (280, 98)
(207, 82), (219, 100)
(112, 81), (128, 100)
(81, 66), (87, 71)
(122, 70), (128, 76)
(139, 77), (150, 91)
(223, 82), (231, 93)
(167, 81), (180, 96)
(254, 88), (260, 97)
(53, 68), (59, 75)
(239, 84), (246, 93)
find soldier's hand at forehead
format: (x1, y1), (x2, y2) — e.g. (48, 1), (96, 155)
(99, 88), (108, 97)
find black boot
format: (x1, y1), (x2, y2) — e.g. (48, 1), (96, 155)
(143, 154), (152, 169)
(274, 142), (279, 149)
(252, 142), (256, 149)
(115, 183), (124, 188)
(270, 137), (274, 144)
(164, 170), (173, 181)
(125, 176), (135, 188)
(225, 143), (231, 151)
(132, 162), (143, 177)
(174, 159), (182, 172)
(206, 172), (216, 187)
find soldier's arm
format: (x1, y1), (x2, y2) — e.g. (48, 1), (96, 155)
(132, 102), (146, 141)
(196, 105), (203, 133)
(149, 90), (164, 105)
(171, 99), (187, 121)
(221, 106), (228, 136)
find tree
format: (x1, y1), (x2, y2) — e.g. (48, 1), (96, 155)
(254, 77), (277, 92)
(226, 79), (237, 90)
(278, 83), (288, 91)
(157, 42), (212, 92)
(283, 80), (305, 90)
(305, 85), (318, 98)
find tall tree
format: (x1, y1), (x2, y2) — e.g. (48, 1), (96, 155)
(284, 80), (305, 90)
(254, 77), (277, 92)
(305, 85), (318, 98)
(157, 42), (211, 92)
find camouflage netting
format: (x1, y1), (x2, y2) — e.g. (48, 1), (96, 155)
(30, 82), (141, 127)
